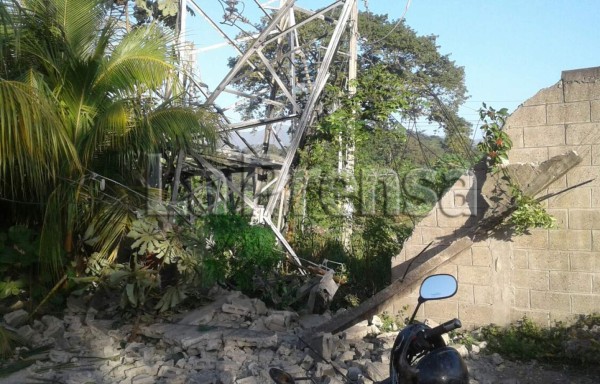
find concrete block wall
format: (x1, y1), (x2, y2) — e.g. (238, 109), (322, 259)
(389, 67), (600, 328)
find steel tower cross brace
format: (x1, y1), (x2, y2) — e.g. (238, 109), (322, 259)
(178, 0), (359, 269)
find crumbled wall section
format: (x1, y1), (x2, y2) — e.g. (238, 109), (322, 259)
(388, 67), (600, 328)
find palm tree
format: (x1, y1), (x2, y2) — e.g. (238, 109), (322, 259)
(0, 0), (216, 277)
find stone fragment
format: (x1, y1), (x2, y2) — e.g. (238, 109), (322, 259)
(16, 325), (37, 343)
(264, 310), (299, 331)
(343, 320), (370, 340)
(299, 313), (331, 329)
(49, 350), (72, 364)
(4, 309), (29, 327)
(131, 374), (155, 384)
(236, 376), (261, 384)
(454, 344), (469, 359)
(363, 360), (387, 382)
(491, 352), (504, 365)
(315, 362), (335, 378)
(300, 354), (314, 370)
(371, 315), (383, 328)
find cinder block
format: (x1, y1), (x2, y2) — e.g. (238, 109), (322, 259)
(418, 211), (437, 227)
(564, 81), (600, 102)
(593, 145), (600, 165)
(433, 263), (458, 277)
(423, 300), (458, 319)
(571, 294), (600, 313)
(404, 228), (423, 246)
(471, 246), (492, 266)
(530, 290), (571, 312)
(455, 283), (474, 303)
(474, 285), (493, 305)
(421, 227), (454, 245)
(548, 229), (592, 251)
(550, 312), (577, 324)
(594, 274), (600, 294)
(565, 123), (600, 145)
(508, 105), (546, 127)
(568, 209), (600, 229)
(549, 271), (592, 293)
(570, 252), (600, 272)
(566, 167), (600, 187)
(458, 303), (493, 325)
(523, 125), (566, 147)
(548, 187), (591, 209)
(593, 188), (600, 207)
(592, 100), (600, 122)
(594, 231), (600, 252)
(512, 269), (549, 290)
(547, 102), (591, 124)
(510, 309), (549, 326)
(513, 249), (528, 269)
(548, 145), (592, 166)
(436, 208), (475, 228)
(513, 288), (530, 308)
(522, 83), (564, 106)
(546, 209), (568, 230)
(452, 248), (473, 266)
(458, 266), (492, 286)
(528, 250), (569, 271)
(511, 229), (548, 249)
(506, 126), (524, 148)
(508, 147), (549, 164)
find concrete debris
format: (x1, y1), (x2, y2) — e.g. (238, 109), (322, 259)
(3, 309), (29, 327)
(1, 288), (595, 384)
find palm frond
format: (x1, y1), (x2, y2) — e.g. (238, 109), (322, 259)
(49, 0), (104, 60)
(0, 78), (78, 201)
(93, 24), (175, 93)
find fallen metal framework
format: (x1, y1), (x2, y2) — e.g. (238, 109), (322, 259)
(172, 0), (358, 269)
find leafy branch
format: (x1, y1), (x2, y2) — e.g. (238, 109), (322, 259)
(479, 104), (555, 235)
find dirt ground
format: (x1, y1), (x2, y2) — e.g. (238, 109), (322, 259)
(466, 354), (600, 384)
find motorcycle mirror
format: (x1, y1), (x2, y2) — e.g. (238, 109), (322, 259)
(419, 274), (458, 301)
(408, 274), (458, 324)
(269, 367), (296, 384)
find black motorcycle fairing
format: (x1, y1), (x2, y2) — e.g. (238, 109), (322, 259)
(390, 322), (447, 383)
(414, 346), (469, 384)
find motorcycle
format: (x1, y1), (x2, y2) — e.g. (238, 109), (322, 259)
(269, 274), (469, 384)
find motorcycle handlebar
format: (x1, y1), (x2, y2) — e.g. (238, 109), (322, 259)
(423, 318), (462, 341)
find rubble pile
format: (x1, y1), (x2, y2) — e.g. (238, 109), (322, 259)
(1, 288), (597, 384)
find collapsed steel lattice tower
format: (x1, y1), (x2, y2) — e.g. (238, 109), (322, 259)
(176, 0), (358, 267)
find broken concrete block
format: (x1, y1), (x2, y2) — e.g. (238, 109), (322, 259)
(16, 325), (37, 344)
(371, 315), (383, 328)
(315, 362), (335, 378)
(299, 313), (331, 329)
(4, 309), (29, 327)
(264, 310), (299, 331)
(300, 354), (314, 370)
(306, 332), (334, 361)
(49, 350), (72, 364)
(131, 374), (155, 384)
(343, 320), (370, 340)
(223, 328), (278, 349)
(363, 360), (387, 382)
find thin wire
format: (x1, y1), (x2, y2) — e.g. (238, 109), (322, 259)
(367, 0), (412, 46)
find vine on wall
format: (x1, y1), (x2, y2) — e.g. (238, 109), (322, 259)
(478, 104), (555, 235)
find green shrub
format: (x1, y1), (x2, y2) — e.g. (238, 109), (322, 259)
(480, 315), (600, 366)
(203, 214), (282, 292)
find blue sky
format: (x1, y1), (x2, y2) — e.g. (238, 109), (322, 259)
(185, 0), (600, 138)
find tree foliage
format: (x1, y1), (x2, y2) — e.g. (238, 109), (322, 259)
(0, 0), (217, 279)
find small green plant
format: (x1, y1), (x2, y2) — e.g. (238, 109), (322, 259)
(508, 189), (555, 235)
(480, 315), (600, 366)
(202, 214), (282, 292)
